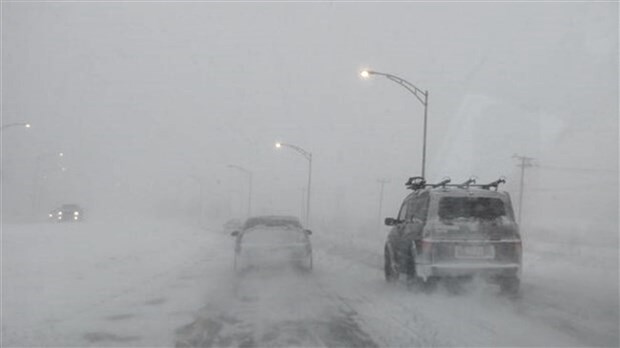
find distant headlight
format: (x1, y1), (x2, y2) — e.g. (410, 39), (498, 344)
(58, 211), (63, 215)
(74, 211), (79, 216)
(74, 216), (78, 220)
(48, 213), (53, 218)
(58, 216), (62, 220)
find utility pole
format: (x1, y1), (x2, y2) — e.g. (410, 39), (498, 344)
(513, 154), (535, 225)
(377, 178), (390, 231)
(300, 187), (306, 223)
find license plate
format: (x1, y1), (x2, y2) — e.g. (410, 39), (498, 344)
(454, 245), (495, 259)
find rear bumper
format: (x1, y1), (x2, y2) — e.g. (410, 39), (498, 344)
(417, 262), (521, 280)
(239, 247), (311, 261)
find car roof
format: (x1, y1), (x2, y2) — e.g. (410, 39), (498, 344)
(246, 215), (300, 222)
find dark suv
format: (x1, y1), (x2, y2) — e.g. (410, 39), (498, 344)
(384, 177), (522, 294)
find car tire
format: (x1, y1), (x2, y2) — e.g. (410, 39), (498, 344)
(500, 276), (520, 295)
(405, 249), (417, 283)
(444, 277), (466, 295)
(384, 245), (399, 283)
(423, 276), (439, 293)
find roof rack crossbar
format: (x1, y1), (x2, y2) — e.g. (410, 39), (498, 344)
(458, 177), (476, 188)
(431, 178), (451, 188)
(405, 176), (506, 191)
(477, 177), (506, 191)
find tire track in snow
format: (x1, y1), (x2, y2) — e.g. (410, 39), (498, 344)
(311, 246), (446, 347)
(176, 265), (378, 347)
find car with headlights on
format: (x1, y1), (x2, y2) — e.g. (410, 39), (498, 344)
(384, 177), (522, 294)
(49, 204), (83, 222)
(231, 215), (313, 272)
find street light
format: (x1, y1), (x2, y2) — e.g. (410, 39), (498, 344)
(227, 164), (253, 217)
(360, 69), (429, 178)
(1, 122), (31, 131)
(275, 142), (312, 227)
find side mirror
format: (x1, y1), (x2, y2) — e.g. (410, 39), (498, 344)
(304, 229), (312, 235)
(384, 217), (398, 226)
(230, 231), (240, 237)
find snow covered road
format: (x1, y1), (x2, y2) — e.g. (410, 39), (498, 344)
(2, 219), (618, 347)
(2, 219), (225, 347)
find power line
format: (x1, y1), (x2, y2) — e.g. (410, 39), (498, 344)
(536, 165), (616, 174)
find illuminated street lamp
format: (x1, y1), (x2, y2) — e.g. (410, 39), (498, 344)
(275, 142), (312, 227)
(227, 164), (253, 217)
(360, 69), (429, 178)
(1, 122), (31, 131)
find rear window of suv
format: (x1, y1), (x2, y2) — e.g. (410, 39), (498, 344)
(243, 217), (302, 230)
(438, 197), (506, 221)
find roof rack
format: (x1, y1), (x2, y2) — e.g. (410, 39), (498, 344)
(431, 177), (451, 188)
(474, 177), (506, 191)
(405, 176), (427, 190)
(458, 177), (477, 188)
(405, 176), (506, 191)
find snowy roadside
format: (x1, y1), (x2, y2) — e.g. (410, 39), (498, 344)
(1, 218), (232, 347)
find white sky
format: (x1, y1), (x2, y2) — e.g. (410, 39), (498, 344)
(2, 2), (618, 235)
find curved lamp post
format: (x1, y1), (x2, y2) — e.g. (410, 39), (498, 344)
(227, 164), (253, 217)
(275, 142), (312, 227)
(1, 122), (31, 131)
(361, 69), (429, 178)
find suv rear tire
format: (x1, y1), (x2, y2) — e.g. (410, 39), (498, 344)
(500, 276), (520, 295)
(384, 245), (399, 282)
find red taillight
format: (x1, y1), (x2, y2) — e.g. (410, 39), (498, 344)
(420, 240), (433, 254)
(416, 240), (433, 263)
(515, 241), (522, 257)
